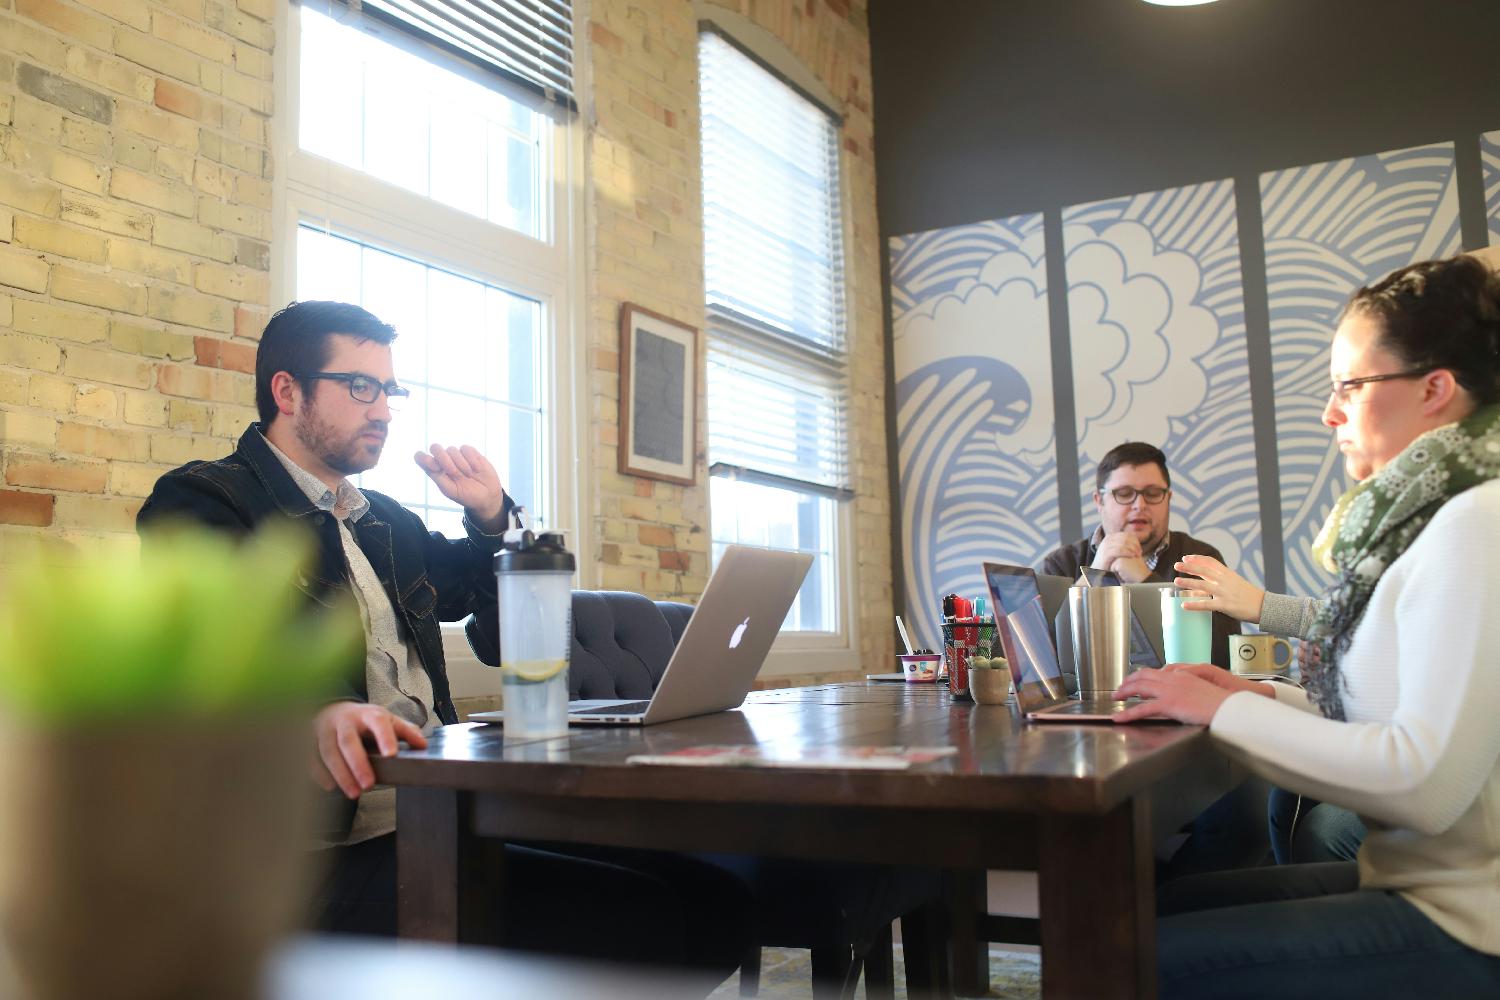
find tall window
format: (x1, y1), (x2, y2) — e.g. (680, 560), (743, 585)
(282, 2), (575, 538)
(699, 31), (852, 636)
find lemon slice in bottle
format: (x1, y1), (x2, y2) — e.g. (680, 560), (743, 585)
(505, 658), (566, 683)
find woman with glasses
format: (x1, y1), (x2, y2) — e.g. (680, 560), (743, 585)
(1113, 254), (1500, 997)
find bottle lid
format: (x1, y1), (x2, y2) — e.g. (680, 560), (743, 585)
(494, 530), (576, 574)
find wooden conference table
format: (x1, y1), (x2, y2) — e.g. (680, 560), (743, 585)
(375, 682), (1235, 999)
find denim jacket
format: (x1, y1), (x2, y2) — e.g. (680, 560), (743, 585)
(137, 424), (513, 725)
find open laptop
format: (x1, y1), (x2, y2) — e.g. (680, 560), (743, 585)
(981, 562), (1171, 723)
(470, 545), (813, 727)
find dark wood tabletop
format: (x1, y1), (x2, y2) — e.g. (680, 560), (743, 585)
(378, 682), (1213, 815)
(376, 682), (1235, 999)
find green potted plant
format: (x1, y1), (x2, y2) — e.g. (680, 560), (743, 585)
(0, 526), (360, 1000)
(968, 656), (1012, 705)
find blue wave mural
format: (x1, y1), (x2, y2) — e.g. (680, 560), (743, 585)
(1484, 130), (1500, 244)
(1262, 142), (1461, 599)
(1062, 181), (1260, 584)
(890, 217), (1055, 649)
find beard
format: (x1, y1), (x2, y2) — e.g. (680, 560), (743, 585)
(295, 401), (387, 477)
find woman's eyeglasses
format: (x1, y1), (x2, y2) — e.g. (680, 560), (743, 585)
(1104, 486), (1169, 505)
(293, 371), (410, 410)
(1328, 368), (1432, 406)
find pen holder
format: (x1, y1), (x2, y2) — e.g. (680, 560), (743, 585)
(940, 617), (995, 702)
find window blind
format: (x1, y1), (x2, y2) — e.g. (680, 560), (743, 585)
(700, 30), (850, 496)
(353, 0), (574, 106)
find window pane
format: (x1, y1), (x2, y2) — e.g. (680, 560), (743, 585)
(426, 271), (487, 398)
(710, 477), (836, 633)
(299, 4), (545, 239)
(700, 32), (844, 351)
(425, 387), (487, 456)
(358, 383), (428, 504)
(297, 227), (360, 301)
(489, 287), (539, 408)
(295, 225), (546, 531)
(361, 248), (429, 386)
(700, 30), (848, 633)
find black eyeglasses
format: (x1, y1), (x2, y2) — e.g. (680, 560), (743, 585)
(1329, 368), (1432, 406)
(293, 371), (410, 410)
(1103, 486), (1169, 506)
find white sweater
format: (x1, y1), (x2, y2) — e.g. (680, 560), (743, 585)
(1211, 478), (1500, 956)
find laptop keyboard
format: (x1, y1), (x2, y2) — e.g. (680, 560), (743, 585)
(570, 701), (651, 716)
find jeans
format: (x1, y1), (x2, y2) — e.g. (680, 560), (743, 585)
(1267, 787), (1367, 864)
(1159, 775), (1273, 882)
(1157, 863), (1500, 999)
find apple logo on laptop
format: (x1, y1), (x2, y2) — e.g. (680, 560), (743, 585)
(729, 617), (750, 649)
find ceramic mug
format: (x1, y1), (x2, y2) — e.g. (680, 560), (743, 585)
(1227, 634), (1292, 675)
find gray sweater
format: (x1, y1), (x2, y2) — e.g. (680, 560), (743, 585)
(1259, 591), (1323, 639)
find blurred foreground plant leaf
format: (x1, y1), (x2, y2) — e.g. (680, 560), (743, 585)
(0, 525), (362, 723)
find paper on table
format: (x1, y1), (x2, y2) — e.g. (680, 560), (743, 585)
(625, 745), (958, 771)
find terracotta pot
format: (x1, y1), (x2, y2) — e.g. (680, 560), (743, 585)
(0, 719), (316, 1000)
(969, 666), (1011, 705)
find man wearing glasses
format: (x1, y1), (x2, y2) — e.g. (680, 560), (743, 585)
(140, 300), (514, 825)
(1040, 440), (1235, 667)
(135, 301), (754, 972)
(1041, 441), (1267, 877)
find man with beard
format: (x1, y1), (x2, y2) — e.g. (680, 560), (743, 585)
(137, 301), (750, 978)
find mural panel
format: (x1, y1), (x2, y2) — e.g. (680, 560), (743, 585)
(1062, 181), (1260, 584)
(890, 216), (1054, 649)
(1262, 142), (1461, 599)
(1484, 130), (1500, 245)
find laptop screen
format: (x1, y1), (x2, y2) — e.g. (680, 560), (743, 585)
(982, 563), (1042, 668)
(981, 563), (1067, 710)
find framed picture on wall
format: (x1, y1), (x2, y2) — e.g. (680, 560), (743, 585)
(618, 303), (698, 485)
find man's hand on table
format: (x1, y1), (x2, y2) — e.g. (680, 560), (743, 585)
(1110, 662), (1276, 725)
(312, 702), (428, 800)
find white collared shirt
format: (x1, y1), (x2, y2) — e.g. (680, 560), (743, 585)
(261, 432), (432, 845)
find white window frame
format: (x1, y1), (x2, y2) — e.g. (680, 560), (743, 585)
(271, 1), (590, 692)
(697, 9), (861, 679)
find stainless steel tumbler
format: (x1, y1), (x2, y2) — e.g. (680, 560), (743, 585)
(1068, 585), (1132, 697)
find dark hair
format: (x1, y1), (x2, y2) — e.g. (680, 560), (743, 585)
(254, 301), (397, 426)
(1342, 254), (1500, 406)
(1095, 441), (1170, 493)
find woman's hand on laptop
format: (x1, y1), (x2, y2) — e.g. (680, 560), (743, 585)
(1162, 662), (1277, 698)
(1110, 664), (1274, 725)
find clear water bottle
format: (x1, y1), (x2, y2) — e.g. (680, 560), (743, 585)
(493, 530), (575, 740)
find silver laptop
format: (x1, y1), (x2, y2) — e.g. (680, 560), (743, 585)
(981, 562), (1171, 723)
(471, 545), (812, 727)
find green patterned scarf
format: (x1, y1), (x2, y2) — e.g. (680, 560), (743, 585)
(1305, 403), (1500, 720)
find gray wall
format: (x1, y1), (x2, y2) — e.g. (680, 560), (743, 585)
(871, 0), (1500, 236)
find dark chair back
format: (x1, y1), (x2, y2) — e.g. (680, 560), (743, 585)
(568, 590), (694, 700)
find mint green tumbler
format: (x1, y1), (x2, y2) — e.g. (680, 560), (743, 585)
(1160, 588), (1213, 664)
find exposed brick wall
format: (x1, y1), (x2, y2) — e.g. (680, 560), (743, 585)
(0, 0), (892, 684)
(0, 0), (271, 558)
(583, 0), (891, 685)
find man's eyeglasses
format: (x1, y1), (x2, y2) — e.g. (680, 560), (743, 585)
(1103, 486), (1169, 506)
(293, 371), (410, 410)
(1328, 368), (1432, 406)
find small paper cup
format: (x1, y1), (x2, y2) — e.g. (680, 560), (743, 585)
(898, 654), (940, 683)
